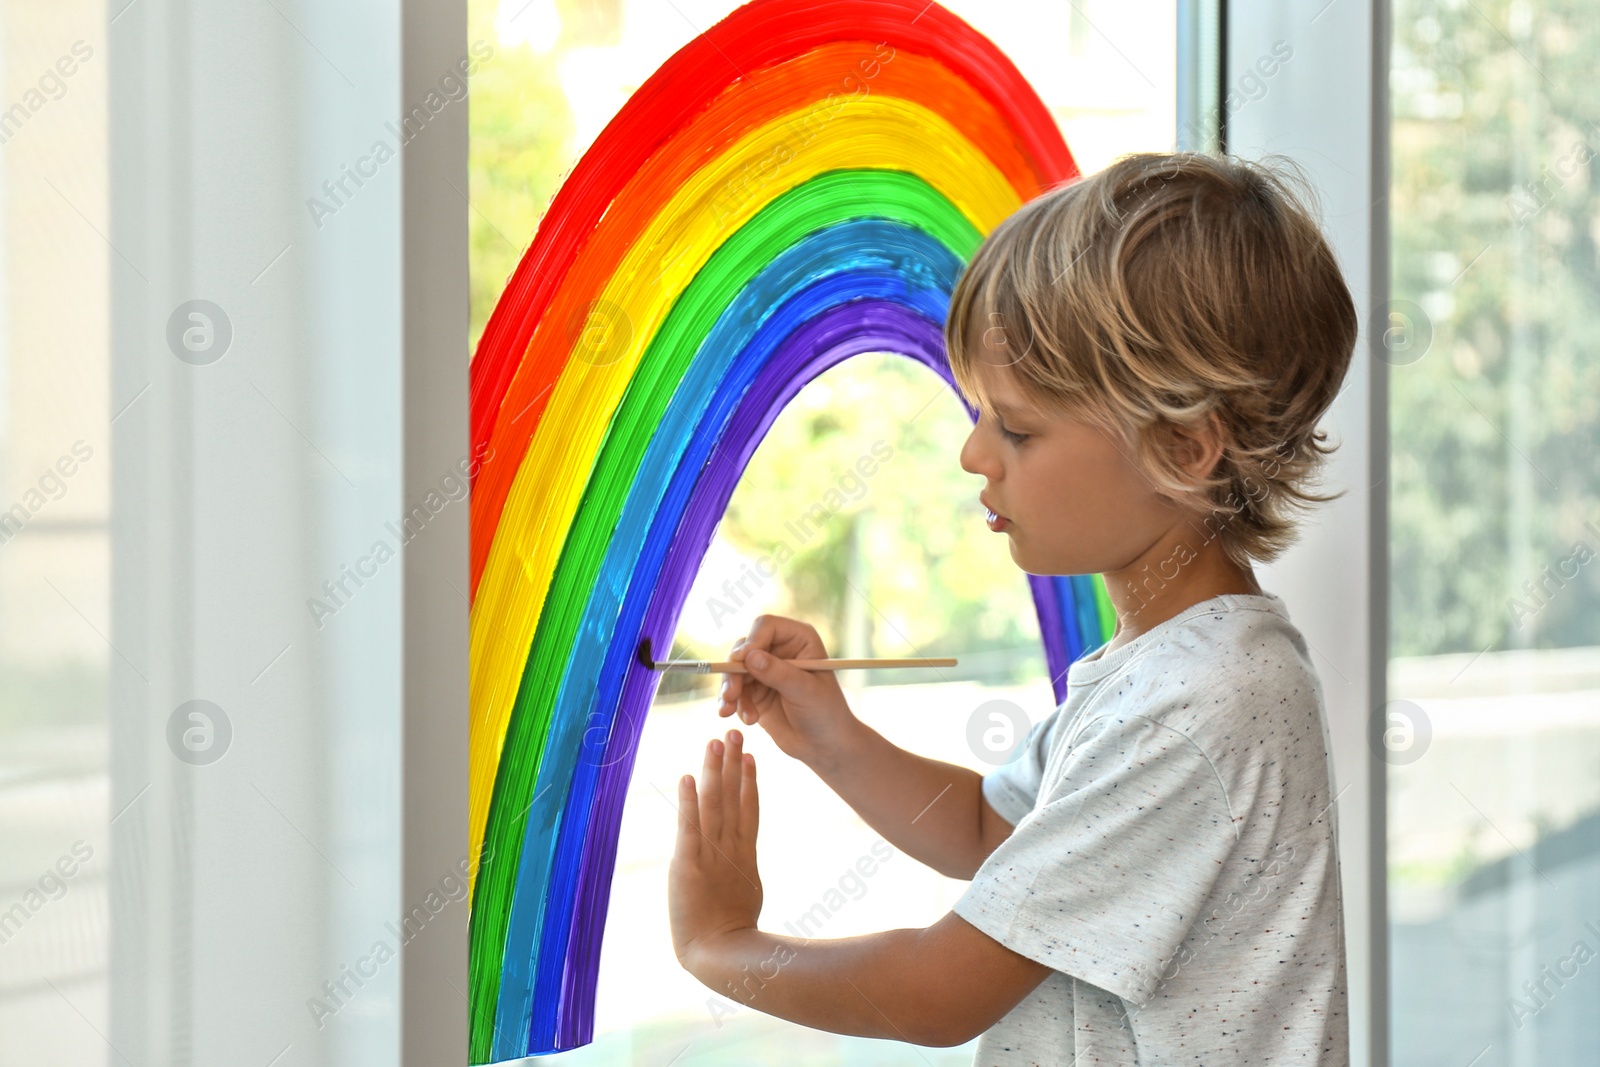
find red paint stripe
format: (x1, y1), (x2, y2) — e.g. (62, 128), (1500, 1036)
(467, 0), (1075, 525)
(465, 43), (1070, 594)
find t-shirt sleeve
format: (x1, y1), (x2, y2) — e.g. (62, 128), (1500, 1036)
(977, 702), (1063, 827)
(953, 711), (1239, 1007)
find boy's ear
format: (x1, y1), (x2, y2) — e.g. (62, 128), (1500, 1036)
(1169, 411), (1226, 484)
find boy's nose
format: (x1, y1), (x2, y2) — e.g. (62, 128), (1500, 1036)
(959, 424), (986, 476)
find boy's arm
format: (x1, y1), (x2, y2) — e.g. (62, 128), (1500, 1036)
(684, 912), (1051, 1047)
(806, 719), (1016, 880)
(670, 728), (1046, 1047)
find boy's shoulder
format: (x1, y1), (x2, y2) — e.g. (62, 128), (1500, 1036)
(1065, 592), (1329, 784)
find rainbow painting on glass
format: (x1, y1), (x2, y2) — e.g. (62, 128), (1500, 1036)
(463, 0), (1115, 1059)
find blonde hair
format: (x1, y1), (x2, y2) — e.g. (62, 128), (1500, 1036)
(946, 151), (1359, 566)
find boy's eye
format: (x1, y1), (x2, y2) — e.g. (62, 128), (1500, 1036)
(998, 422), (1029, 445)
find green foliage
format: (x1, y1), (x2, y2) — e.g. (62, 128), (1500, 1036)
(718, 354), (1045, 680)
(466, 2), (574, 353)
(463, 2), (1044, 684)
(1390, 0), (1600, 656)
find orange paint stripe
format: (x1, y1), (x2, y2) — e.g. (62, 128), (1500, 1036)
(468, 41), (1051, 595)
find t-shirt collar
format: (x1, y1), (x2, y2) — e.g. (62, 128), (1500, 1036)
(1065, 590), (1291, 687)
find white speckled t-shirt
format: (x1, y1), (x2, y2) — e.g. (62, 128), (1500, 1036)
(953, 591), (1347, 1066)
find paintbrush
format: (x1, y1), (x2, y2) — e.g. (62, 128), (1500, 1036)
(636, 638), (956, 675)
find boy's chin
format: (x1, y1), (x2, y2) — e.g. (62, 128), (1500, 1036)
(1008, 540), (1092, 578)
(1007, 538), (1043, 575)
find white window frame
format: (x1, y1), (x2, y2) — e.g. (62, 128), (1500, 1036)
(1223, 3), (1390, 1065)
(110, 2), (468, 1063)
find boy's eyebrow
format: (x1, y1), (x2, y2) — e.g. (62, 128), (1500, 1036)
(988, 399), (1034, 421)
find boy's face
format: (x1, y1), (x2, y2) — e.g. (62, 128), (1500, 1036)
(957, 343), (1184, 578)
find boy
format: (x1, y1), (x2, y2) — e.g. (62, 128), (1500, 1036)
(666, 151), (1356, 1064)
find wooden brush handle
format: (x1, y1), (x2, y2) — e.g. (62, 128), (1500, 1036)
(654, 656), (956, 674)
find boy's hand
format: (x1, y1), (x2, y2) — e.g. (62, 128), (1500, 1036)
(668, 728), (763, 968)
(718, 614), (858, 767)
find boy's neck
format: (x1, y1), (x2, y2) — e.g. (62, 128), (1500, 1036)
(1101, 520), (1262, 653)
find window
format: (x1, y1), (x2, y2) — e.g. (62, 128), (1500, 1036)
(1388, 1), (1600, 1062)
(466, 1), (1178, 1060)
(0, 5), (111, 1060)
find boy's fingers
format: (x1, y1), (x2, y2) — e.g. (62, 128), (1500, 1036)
(700, 738), (724, 840)
(736, 627), (791, 667)
(735, 679), (762, 718)
(746, 615), (777, 648)
(739, 752), (758, 849)
(723, 641), (746, 705)
(720, 730), (743, 838)
(727, 637), (758, 693)
(676, 774), (700, 858)
(748, 614), (821, 660)
(743, 649), (810, 699)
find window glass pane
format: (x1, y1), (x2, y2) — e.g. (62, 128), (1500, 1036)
(0, 2), (111, 1061)
(1389, 1), (1600, 1062)
(467, 1), (1176, 1061)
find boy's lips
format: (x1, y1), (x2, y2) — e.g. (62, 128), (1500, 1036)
(980, 497), (1012, 532)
